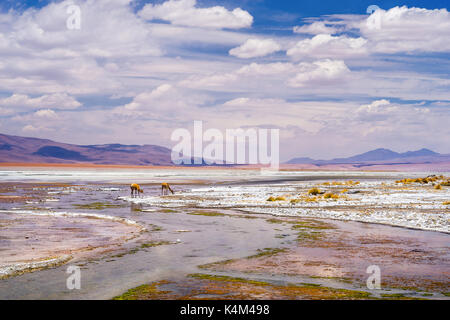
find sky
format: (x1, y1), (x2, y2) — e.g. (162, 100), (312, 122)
(0, 0), (449, 161)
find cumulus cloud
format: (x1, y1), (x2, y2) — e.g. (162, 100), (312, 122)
(361, 6), (450, 53)
(236, 62), (294, 75)
(293, 21), (338, 35)
(34, 109), (58, 119)
(356, 99), (432, 123)
(229, 38), (281, 58)
(287, 60), (350, 87)
(356, 99), (397, 121)
(0, 2), (448, 158)
(113, 84), (211, 121)
(0, 93), (81, 111)
(287, 34), (368, 60)
(22, 125), (39, 133)
(138, 0), (253, 29)
(0, 0), (163, 96)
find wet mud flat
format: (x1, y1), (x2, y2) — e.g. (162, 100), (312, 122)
(115, 213), (449, 300)
(0, 178), (449, 300)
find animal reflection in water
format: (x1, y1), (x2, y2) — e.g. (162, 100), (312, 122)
(130, 183), (143, 197)
(161, 183), (174, 195)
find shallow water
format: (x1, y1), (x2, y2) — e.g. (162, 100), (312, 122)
(0, 169), (449, 299)
(0, 168), (437, 183)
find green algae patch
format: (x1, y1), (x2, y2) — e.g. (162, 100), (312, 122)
(299, 283), (322, 288)
(111, 240), (173, 258)
(381, 293), (405, 298)
(140, 241), (171, 248)
(288, 285), (372, 300)
(246, 248), (287, 259)
(183, 275), (372, 300)
(187, 211), (225, 217)
(291, 220), (335, 230)
(310, 275), (354, 284)
(289, 219), (335, 244)
(112, 280), (173, 300)
(188, 274), (270, 286)
(198, 247), (287, 270)
(198, 259), (237, 270)
(380, 293), (427, 300)
(73, 202), (124, 210)
(296, 230), (323, 242)
(266, 218), (285, 224)
(160, 209), (178, 213)
(421, 293), (433, 297)
(234, 214), (259, 219)
(148, 224), (164, 232)
(112, 274), (374, 300)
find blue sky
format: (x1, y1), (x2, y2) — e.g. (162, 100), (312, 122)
(0, 0), (449, 160)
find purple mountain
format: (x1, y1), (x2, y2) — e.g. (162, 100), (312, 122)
(0, 133), (173, 165)
(287, 148), (448, 165)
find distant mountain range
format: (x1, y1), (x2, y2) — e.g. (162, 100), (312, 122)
(286, 148), (450, 166)
(0, 133), (448, 168)
(0, 133), (173, 165)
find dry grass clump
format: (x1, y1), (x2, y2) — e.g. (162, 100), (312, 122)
(443, 201), (450, 205)
(321, 180), (360, 186)
(434, 184), (442, 190)
(290, 196), (318, 204)
(267, 196), (286, 201)
(308, 188), (321, 195)
(323, 193), (340, 200)
(396, 175), (446, 185)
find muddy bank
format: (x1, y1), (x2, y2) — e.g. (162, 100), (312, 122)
(0, 210), (145, 279)
(114, 212), (449, 300)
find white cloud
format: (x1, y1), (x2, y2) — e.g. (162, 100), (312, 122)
(356, 99), (397, 121)
(0, 0), (254, 97)
(0, 107), (14, 116)
(0, 93), (81, 110)
(182, 60), (351, 90)
(34, 109), (58, 119)
(22, 124), (39, 133)
(0, 2), (448, 158)
(236, 62), (294, 75)
(22, 124), (53, 133)
(229, 38), (281, 58)
(356, 99), (432, 123)
(287, 60), (350, 87)
(361, 6), (450, 53)
(138, 0), (253, 29)
(293, 21), (338, 35)
(287, 34), (367, 60)
(113, 84), (211, 121)
(179, 72), (238, 88)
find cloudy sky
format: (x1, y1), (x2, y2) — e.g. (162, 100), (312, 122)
(0, 0), (449, 161)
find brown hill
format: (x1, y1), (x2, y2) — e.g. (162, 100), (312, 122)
(0, 133), (173, 166)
